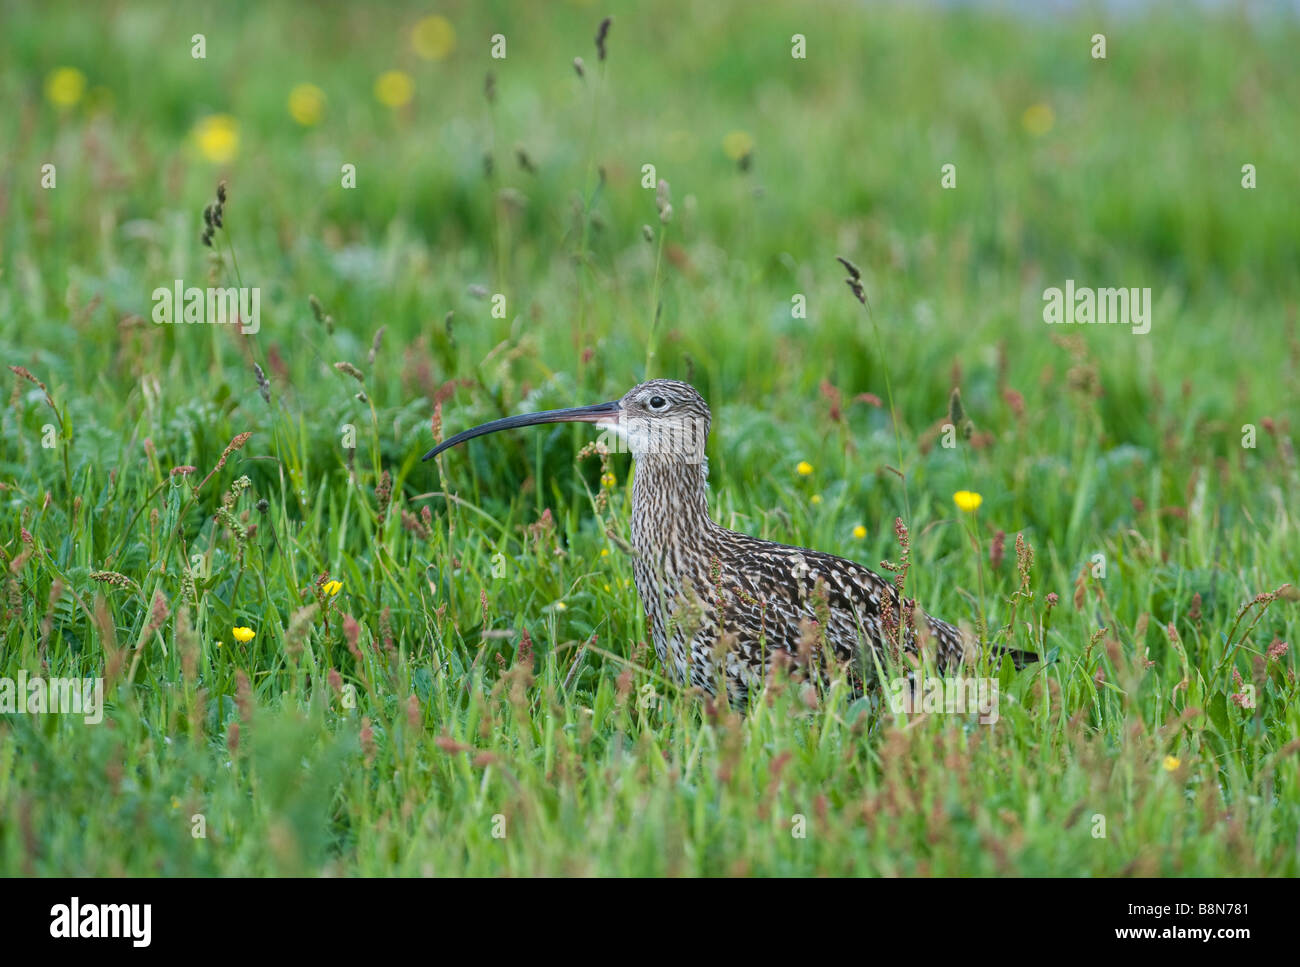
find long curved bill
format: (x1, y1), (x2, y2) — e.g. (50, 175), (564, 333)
(422, 400), (622, 461)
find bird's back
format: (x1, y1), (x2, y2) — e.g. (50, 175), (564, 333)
(637, 520), (974, 704)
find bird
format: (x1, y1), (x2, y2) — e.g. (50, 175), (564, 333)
(424, 378), (1027, 706)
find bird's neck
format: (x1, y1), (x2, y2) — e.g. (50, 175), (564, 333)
(630, 454), (714, 554)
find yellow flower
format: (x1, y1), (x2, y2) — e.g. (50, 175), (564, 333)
(374, 70), (414, 108)
(231, 626), (255, 643)
(601, 472), (617, 488)
(170, 796), (181, 810)
(215, 640), (223, 649)
(192, 114), (239, 163)
(323, 580), (343, 597)
(953, 490), (983, 513)
(288, 83), (325, 126)
(1021, 102), (1054, 136)
(796, 461), (813, 476)
(600, 548), (610, 557)
(722, 130), (754, 161)
(412, 15), (456, 60)
(1162, 755), (1180, 772)
(852, 525), (867, 539)
(554, 601), (567, 611)
(45, 67), (87, 108)
(810, 494), (822, 505)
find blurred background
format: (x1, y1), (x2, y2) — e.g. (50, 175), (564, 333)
(4, 0), (1299, 561)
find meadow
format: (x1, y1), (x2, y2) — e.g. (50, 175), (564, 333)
(1, 0), (1298, 876)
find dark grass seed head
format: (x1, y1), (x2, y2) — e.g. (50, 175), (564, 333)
(595, 17), (611, 60)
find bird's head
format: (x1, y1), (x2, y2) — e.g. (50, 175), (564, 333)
(421, 378), (710, 464)
(610, 379), (710, 462)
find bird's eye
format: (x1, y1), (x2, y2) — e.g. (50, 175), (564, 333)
(648, 395), (667, 410)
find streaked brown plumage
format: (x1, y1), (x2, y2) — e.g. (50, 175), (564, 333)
(425, 379), (1011, 704)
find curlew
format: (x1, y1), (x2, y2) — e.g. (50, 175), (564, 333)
(424, 379), (1027, 705)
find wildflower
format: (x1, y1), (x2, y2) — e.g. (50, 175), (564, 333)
(852, 525), (867, 539)
(374, 70), (414, 108)
(600, 472), (616, 488)
(554, 601), (567, 611)
(412, 15), (456, 60)
(1267, 638), (1289, 660)
(722, 130), (754, 162)
(232, 626), (255, 643)
(796, 461), (813, 476)
(1021, 102), (1054, 136)
(953, 490), (983, 513)
(45, 67), (87, 108)
(810, 494), (822, 505)
(288, 83), (325, 126)
(323, 580), (343, 597)
(192, 114), (239, 163)
(1162, 755), (1180, 772)
(600, 548), (610, 558)
(216, 640), (224, 649)
(170, 796), (181, 811)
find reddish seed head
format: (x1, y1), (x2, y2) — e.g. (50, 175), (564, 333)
(343, 614), (362, 662)
(360, 717), (375, 763)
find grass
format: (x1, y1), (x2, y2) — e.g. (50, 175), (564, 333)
(2, 0), (1298, 876)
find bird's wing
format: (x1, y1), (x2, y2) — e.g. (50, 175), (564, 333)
(714, 531), (971, 672)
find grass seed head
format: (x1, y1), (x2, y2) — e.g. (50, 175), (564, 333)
(334, 361), (365, 382)
(595, 17), (611, 61)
